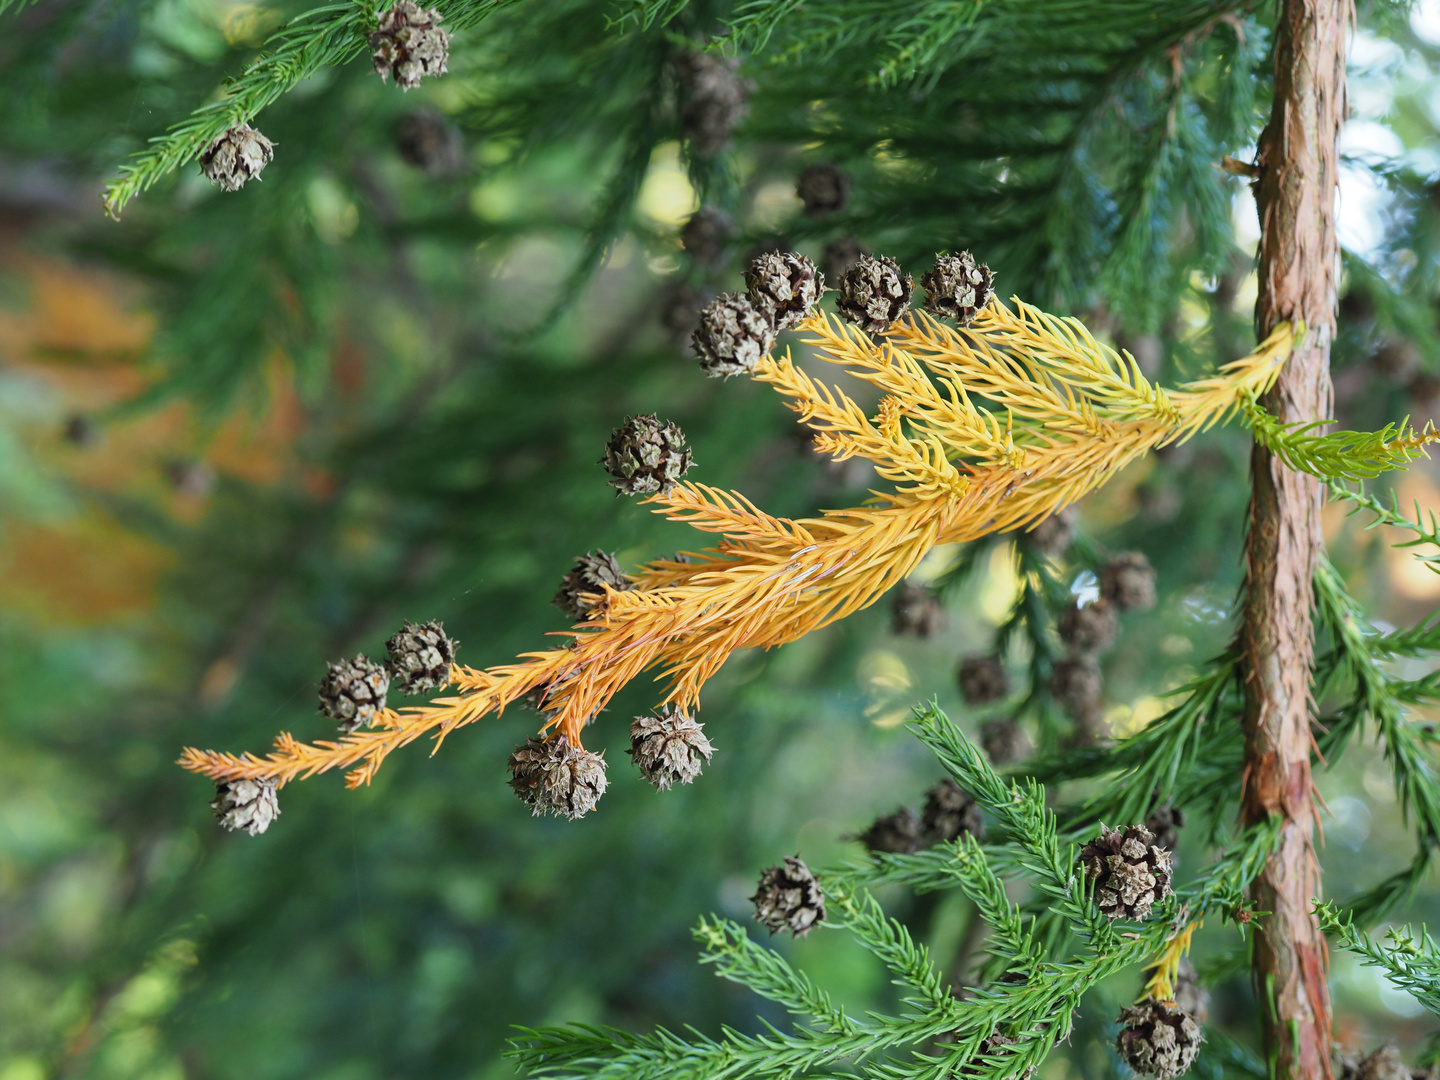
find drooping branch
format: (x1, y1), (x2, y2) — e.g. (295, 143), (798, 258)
(179, 300), (1294, 791)
(101, 0), (521, 218)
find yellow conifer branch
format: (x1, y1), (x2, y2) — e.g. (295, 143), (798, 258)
(178, 302), (1297, 791)
(774, 314), (1033, 466)
(1142, 919), (1201, 1003)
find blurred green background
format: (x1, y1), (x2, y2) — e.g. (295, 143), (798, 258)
(4, 0), (1440, 1076)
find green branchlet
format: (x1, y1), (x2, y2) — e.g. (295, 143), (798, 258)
(1328, 482), (1440, 572)
(508, 705), (1291, 1080)
(1242, 396), (1437, 482)
(1029, 652), (1243, 836)
(101, 0), (520, 218)
(909, 705), (1116, 949)
(1313, 557), (1440, 919)
(1317, 902), (1440, 1016)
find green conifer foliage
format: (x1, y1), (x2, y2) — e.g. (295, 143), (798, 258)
(6, 0), (1440, 1078)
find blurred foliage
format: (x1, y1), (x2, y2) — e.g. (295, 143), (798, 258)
(3, 0), (1440, 1078)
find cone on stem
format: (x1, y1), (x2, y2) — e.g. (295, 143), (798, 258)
(980, 718), (1029, 764)
(744, 251), (824, 331)
(508, 735), (608, 819)
(1114, 999), (1202, 1080)
(554, 552), (633, 621)
(692, 294), (775, 378)
(1101, 552), (1157, 611)
(836, 255), (912, 334)
(601, 415), (693, 496)
(1025, 507), (1076, 559)
(200, 125), (273, 192)
(318, 656), (390, 733)
(385, 619), (457, 695)
(796, 163), (850, 217)
(1058, 600), (1118, 654)
(890, 582), (945, 637)
(921, 778), (984, 843)
(751, 856), (825, 937)
(369, 0), (449, 90)
(211, 779), (280, 836)
(921, 251), (994, 326)
(854, 807), (925, 854)
(677, 52), (749, 157)
(395, 108), (464, 174)
(959, 655), (1009, 705)
(1079, 824), (1173, 922)
(1050, 654), (1102, 717)
(628, 705), (714, 790)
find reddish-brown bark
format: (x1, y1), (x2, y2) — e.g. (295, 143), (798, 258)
(1241, 1), (1348, 1076)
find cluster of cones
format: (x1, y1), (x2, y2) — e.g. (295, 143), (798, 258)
(902, 522), (1159, 764)
(200, 1), (451, 192)
(211, 619), (459, 835)
(760, 789), (1208, 1079)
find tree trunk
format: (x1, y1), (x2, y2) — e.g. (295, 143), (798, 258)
(1241, 1), (1347, 1076)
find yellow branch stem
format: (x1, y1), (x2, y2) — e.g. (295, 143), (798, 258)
(1142, 920), (1202, 1003)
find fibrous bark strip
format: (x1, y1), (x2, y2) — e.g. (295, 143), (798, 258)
(1241, 1), (1348, 1076)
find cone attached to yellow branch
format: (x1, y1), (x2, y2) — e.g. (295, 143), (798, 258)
(178, 254), (1298, 814)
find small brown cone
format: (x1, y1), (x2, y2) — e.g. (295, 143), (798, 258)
(507, 735), (608, 819)
(212, 778), (280, 836)
(601, 414), (693, 496)
(692, 293), (776, 378)
(319, 655), (390, 733)
(200, 124), (274, 192)
(890, 582), (945, 637)
(677, 52), (750, 157)
(1049, 654), (1102, 717)
(921, 778), (984, 843)
(1058, 599), (1118, 654)
(1025, 506), (1076, 559)
(384, 619), (457, 694)
(1080, 824), (1173, 921)
(554, 551), (633, 621)
(854, 807), (925, 854)
(370, 0), (449, 90)
(796, 163), (850, 217)
(1100, 552), (1157, 611)
(64, 413), (101, 447)
(836, 254), (912, 334)
(958, 654), (1009, 705)
(628, 705), (714, 790)
(1114, 999), (1202, 1079)
(395, 107), (464, 174)
(744, 251), (825, 331)
(980, 718), (1030, 765)
(752, 856), (825, 937)
(1144, 804), (1186, 855)
(1066, 695), (1110, 747)
(921, 251), (995, 326)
